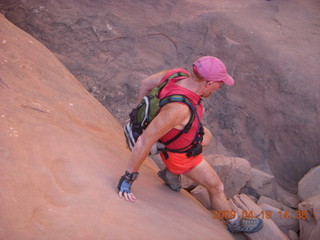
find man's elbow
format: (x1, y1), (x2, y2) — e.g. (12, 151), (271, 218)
(135, 135), (153, 152)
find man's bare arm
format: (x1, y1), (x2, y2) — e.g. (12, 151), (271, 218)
(119, 103), (189, 201)
(136, 70), (168, 103)
(126, 102), (190, 173)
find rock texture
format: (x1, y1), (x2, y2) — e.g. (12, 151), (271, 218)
(257, 196), (290, 211)
(298, 194), (320, 240)
(186, 155), (251, 209)
(298, 165), (320, 201)
(208, 155), (252, 198)
(187, 155), (302, 238)
(0, 0), (319, 194)
(274, 184), (300, 209)
(249, 168), (275, 199)
(259, 203), (299, 234)
(229, 194), (289, 240)
(0, 15), (233, 240)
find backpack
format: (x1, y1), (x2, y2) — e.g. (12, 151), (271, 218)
(124, 71), (204, 157)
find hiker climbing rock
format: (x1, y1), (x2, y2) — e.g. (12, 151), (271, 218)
(118, 56), (263, 234)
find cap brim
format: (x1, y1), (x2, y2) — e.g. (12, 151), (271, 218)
(224, 74), (235, 86)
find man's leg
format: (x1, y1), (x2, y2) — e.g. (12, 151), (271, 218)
(158, 127), (212, 192)
(183, 159), (231, 212)
(183, 159), (263, 233)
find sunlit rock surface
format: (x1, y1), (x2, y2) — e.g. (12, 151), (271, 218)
(1, 0), (318, 193)
(0, 15), (233, 240)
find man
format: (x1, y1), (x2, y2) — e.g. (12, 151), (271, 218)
(118, 56), (263, 233)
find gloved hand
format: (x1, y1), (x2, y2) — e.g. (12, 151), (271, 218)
(149, 141), (165, 155)
(118, 171), (139, 201)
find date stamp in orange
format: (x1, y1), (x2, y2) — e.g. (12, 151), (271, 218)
(212, 210), (308, 220)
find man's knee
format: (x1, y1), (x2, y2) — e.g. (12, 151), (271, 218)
(207, 180), (225, 194)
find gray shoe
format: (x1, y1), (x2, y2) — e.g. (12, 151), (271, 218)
(227, 217), (263, 233)
(157, 168), (181, 192)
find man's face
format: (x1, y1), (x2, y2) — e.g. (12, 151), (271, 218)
(202, 81), (224, 98)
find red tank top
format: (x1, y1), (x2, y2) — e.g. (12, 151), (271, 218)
(158, 69), (203, 150)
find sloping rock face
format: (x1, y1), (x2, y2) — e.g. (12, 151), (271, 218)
(0, 15), (233, 240)
(0, 0), (319, 193)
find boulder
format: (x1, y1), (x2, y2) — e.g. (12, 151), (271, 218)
(257, 196), (284, 209)
(206, 155), (252, 198)
(298, 165), (320, 201)
(238, 186), (260, 203)
(287, 230), (299, 240)
(259, 203), (299, 234)
(275, 184), (300, 209)
(189, 155), (252, 209)
(0, 15), (234, 240)
(249, 168), (276, 199)
(248, 170), (300, 210)
(229, 194), (289, 240)
(298, 194), (320, 240)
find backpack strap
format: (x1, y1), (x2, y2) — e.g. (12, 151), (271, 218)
(159, 95), (204, 158)
(148, 72), (189, 97)
(137, 72), (189, 129)
(159, 94), (196, 145)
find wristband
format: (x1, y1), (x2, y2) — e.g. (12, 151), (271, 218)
(117, 171), (139, 193)
(124, 170), (139, 181)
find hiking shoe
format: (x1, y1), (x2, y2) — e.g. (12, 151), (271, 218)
(157, 168), (181, 192)
(227, 217), (263, 233)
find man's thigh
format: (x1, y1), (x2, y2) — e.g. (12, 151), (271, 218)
(183, 159), (222, 189)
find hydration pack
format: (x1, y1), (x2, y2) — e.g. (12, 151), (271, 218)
(124, 71), (204, 158)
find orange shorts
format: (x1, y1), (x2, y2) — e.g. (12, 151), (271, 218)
(160, 152), (203, 174)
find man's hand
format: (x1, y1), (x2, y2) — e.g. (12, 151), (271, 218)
(118, 190), (137, 201)
(117, 171), (139, 202)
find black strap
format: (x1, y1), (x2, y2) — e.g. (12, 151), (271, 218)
(159, 95), (196, 145)
(159, 97), (204, 157)
(152, 72), (203, 156)
(148, 72), (189, 97)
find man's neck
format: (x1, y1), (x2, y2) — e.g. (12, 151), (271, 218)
(176, 77), (204, 96)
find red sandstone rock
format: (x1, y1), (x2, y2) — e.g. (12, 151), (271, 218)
(189, 155), (252, 209)
(0, 15), (233, 240)
(287, 230), (299, 240)
(249, 168), (275, 199)
(298, 194), (320, 240)
(229, 194), (289, 240)
(259, 203), (299, 234)
(274, 184), (300, 209)
(298, 165), (320, 201)
(1, 0), (319, 195)
(206, 155), (252, 198)
(257, 196), (288, 211)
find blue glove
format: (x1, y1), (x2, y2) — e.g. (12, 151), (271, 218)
(118, 171), (139, 193)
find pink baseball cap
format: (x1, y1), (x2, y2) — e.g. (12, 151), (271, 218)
(193, 56), (235, 86)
